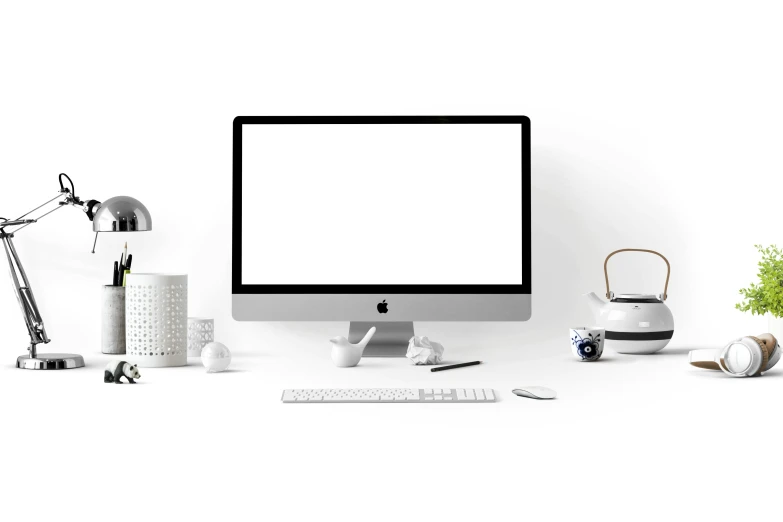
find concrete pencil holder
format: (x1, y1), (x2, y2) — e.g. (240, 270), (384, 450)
(125, 273), (188, 367)
(101, 285), (126, 354)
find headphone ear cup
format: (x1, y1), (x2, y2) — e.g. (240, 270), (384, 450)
(756, 333), (781, 371)
(759, 333), (778, 347)
(747, 336), (769, 377)
(719, 337), (767, 377)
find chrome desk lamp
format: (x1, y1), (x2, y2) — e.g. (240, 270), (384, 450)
(0, 173), (152, 370)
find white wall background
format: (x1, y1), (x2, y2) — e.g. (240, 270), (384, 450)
(2, 0), (780, 352)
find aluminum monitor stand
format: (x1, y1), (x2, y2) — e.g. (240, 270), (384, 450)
(348, 322), (414, 357)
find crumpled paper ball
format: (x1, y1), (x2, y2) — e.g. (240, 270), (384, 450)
(201, 342), (232, 373)
(406, 336), (445, 365)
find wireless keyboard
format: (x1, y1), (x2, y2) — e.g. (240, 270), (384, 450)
(281, 388), (496, 403)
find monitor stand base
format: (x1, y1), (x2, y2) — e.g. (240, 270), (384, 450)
(349, 322), (414, 357)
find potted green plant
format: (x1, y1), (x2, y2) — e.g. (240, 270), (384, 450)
(736, 245), (783, 338)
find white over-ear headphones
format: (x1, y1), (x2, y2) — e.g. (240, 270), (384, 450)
(689, 333), (781, 377)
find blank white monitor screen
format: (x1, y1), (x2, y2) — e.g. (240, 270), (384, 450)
(241, 123), (523, 286)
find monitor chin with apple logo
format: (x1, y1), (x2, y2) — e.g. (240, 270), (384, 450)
(232, 116), (531, 356)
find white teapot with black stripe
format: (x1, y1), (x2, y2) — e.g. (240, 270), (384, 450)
(584, 249), (674, 354)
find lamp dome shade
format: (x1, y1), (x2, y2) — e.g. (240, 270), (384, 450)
(92, 196), (152, 232)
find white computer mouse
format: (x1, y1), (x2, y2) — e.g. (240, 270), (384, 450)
(512, 386), (557, 400)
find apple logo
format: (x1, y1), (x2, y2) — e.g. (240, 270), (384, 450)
(377, 300), (388, 314)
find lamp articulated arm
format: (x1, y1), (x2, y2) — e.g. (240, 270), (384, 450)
(1, 232), (50, 356)
(57, 172), (102, 221)
(0, 174), (102, 359)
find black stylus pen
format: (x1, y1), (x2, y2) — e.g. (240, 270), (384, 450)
(431, 361), (482, 372)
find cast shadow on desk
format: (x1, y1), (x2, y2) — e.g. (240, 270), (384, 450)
(231, 351), (269, 359)
(568, 355), (636, 365)
(567, 347), (693, 364)
(645, 347), (692, 356)
(422, 360), (462, 366)
(687, 366), (783, 379)
(169, 363), (248, 374)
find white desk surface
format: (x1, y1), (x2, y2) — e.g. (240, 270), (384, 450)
(2, 325), (779, 522)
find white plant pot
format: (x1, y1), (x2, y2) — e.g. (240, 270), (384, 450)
(768, 315), (783, 341)
(126, 273), (188, 367)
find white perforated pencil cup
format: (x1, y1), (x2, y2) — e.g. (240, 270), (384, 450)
(187, 318), (214, 357)
(125, 274), (188, 367)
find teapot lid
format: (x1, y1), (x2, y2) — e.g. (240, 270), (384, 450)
(612, 293), (663, 303)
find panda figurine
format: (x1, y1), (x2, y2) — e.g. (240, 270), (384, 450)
(104, 360), (141, 384)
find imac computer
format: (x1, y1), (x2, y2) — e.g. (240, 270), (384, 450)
(232, 116), (531, 356)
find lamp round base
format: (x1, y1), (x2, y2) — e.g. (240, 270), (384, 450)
(17, 353), (85, 370)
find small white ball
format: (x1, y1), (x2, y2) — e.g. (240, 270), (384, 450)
(201, 342), (231, 373)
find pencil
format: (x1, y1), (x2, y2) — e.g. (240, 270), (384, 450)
(431, 361), (482, 372)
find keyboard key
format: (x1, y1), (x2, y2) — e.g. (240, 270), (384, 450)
(460, 389), (476, 400)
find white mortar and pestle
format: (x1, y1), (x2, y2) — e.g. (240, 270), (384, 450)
(330, 326), (376, 367)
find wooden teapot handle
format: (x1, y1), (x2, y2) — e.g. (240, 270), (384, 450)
(604, 249), (671, 301)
